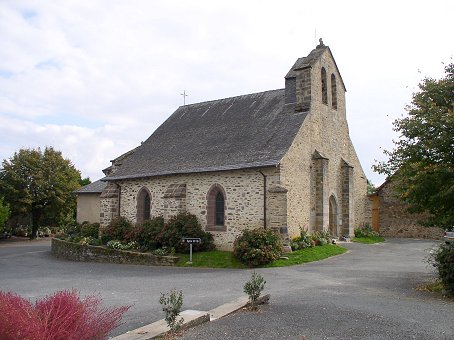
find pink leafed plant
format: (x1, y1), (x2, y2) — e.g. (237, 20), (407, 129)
(0, 290), (130, 340)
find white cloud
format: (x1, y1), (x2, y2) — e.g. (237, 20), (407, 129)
(1, 0), (453, 185)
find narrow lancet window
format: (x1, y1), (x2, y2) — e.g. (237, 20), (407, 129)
(331, 73), (337, 109)
(321, 67), (328, 104)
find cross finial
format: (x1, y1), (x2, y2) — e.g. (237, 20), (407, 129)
(180, 90), (188, 105)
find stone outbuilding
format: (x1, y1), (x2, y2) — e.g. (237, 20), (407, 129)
(98, 41), (370, 250)
(369, 179), (443, 239)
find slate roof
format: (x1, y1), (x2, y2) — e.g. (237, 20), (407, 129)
(104, 89), (308, 181)
(74, 180), (107, 194)
(104, 43), (339, 181)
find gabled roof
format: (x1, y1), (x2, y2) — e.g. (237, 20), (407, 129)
(105, 89), (308, 181)
(74, 180), (107, 194)
(104, 43), (343, 181)
(285, 44), (346, 92)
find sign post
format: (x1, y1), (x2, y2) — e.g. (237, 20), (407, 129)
(181, 237), (202, 263)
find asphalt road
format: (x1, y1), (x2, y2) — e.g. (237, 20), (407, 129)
(0, 238), (452, 339)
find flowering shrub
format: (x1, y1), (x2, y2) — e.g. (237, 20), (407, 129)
(291, 228), (313, 250)
(106, 240), (139, 251)
(311, 230), (332, 246)
(0, 290), (129, 340)
(233, 228), (282, 267)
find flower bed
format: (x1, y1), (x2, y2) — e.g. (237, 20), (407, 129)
(51, 238), (179, 266)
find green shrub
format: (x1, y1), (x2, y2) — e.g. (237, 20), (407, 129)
(233, 228), (283, 267)
(101, 217), (133, 244)
(88, 237), (102, 246)
(126, 217), (164, 251)
(311, 231), (332, 246)
(13, 225), (31, 237)
(291, 228), (313, 250)
(354, 224), (379, 238)
(38, 226), (52, 237)
(157, 212), (215, 252)
(62, 221), (81, 236)
(80, 222), (100, 238)
(429, 243), (454, 296)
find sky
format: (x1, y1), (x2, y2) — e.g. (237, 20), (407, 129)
(1, 0), (452, 186)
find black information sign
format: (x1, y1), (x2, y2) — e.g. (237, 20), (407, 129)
(182, 237), (202, 244)
(181, 237), (202, 263)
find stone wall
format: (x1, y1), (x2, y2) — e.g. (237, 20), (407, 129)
(377, 181), (443, 239)
(280, 47), (369, 239)
(51, 238), (178, 266)
(100, 182), (120, 227)
(114, 167), (280, 250)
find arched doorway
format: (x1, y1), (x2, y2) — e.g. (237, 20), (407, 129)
(329, 195), (338, 236)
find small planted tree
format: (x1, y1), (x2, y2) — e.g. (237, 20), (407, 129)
(243, 271), (266, 311)
(159, 288), (184, 335)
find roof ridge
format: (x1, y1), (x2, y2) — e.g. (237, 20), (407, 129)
(178, 88), (284, 108)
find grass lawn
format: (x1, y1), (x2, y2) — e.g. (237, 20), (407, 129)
(176, 244), (347, 268)
(263, 244), (347, 267)
(176, 251), (246, 268)
(352, 236), (385, 244)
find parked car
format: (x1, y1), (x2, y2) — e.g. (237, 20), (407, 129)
(443, 229), (454, 244)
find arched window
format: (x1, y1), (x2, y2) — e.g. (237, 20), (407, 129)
(321, 67), (328, 104)
(206, 184), (227, 231)
(215, 192), (225, 225)
(136, 187), (151, 223)
(331, 73), (337, 109)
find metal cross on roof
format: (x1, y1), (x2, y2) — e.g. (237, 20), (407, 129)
(180, 90), (188, 105)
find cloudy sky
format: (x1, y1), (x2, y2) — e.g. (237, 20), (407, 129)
(1, 0), (452, 186)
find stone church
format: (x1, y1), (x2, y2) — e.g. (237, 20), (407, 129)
(99, 40), (370, 250)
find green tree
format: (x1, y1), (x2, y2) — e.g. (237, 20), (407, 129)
(0, 147), (82, 238)
(374, 63), (454, 228)
(0, 197), (10, 234)
(367, 179), (376, 195)
(79, 177), (91, 187)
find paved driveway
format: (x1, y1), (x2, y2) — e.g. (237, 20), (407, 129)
(0, 238), (452, 339)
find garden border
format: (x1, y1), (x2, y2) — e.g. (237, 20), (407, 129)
(51, 238), (179, 266)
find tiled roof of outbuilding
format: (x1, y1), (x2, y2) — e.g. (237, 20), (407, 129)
(104, 89), (308, 180)
(74, 180), (107, 193)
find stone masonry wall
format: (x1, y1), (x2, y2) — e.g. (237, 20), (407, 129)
(378, 181), (443, 239)
(115, 167), (280, 250)
(280, 47), (369, 239)
(99, 182), (120, 228)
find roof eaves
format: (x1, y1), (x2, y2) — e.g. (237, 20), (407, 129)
(103, 161), (280, 181)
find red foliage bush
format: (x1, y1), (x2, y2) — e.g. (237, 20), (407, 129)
(0, 290), (129, 340)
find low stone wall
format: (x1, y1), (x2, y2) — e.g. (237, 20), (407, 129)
(51, 238), (179, 266)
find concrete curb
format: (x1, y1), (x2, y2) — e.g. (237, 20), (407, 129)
(111, 294), (270, 340)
